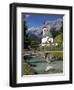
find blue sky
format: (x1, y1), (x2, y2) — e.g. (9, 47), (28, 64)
(23, 14), (63, 28)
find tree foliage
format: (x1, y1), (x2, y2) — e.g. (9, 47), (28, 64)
(23, 20), (32, 49)
(23, 19), (39, 49)
(54, 34), (62, 44)
(30, 40), (39, 49)
(50, 27), (63, 39)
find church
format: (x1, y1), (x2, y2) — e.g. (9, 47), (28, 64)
(41, 26), (58, 47)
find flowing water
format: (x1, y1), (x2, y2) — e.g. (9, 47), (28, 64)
(24, 55), (63, 74)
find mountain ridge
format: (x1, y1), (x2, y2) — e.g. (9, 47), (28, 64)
(26, 18), (63, 42)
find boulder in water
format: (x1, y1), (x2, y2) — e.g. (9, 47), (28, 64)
(45, 66), (53, 72)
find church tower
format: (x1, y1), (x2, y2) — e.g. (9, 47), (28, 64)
(41, 26), (53, 46)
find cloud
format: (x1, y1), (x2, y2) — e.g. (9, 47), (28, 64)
(25, 15), (30, 18)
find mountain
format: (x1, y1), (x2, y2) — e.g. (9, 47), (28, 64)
(26, 18), (63, 42)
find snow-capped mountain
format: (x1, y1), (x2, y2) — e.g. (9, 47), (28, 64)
(26, 18), (63, 42)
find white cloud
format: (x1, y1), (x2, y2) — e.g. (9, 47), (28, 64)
(25, 15), (30, 18)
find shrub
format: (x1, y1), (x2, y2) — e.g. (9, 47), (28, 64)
(22, 63), (37, 75)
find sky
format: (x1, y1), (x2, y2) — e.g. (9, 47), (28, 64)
(23, 14), (63, 28)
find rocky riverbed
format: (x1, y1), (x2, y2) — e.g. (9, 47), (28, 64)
(23, 54), (63, 75)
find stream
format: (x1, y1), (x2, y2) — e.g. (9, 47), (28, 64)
(23, 55), (63, 74)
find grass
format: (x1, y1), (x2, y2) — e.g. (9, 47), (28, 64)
(36, 51), (63, 60)
(48, 51), (63, 60)
(22, 63), (37, 75)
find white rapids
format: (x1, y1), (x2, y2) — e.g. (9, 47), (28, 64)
(45, 66), (53, 72)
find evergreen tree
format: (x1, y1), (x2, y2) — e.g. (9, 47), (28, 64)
(23, 17), (30, 49)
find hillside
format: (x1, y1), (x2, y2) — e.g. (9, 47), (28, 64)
(26, 18), (63, 42)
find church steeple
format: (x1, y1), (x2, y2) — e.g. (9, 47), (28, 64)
(41, 24), (53, 46)
(42, 25), (52, 38)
